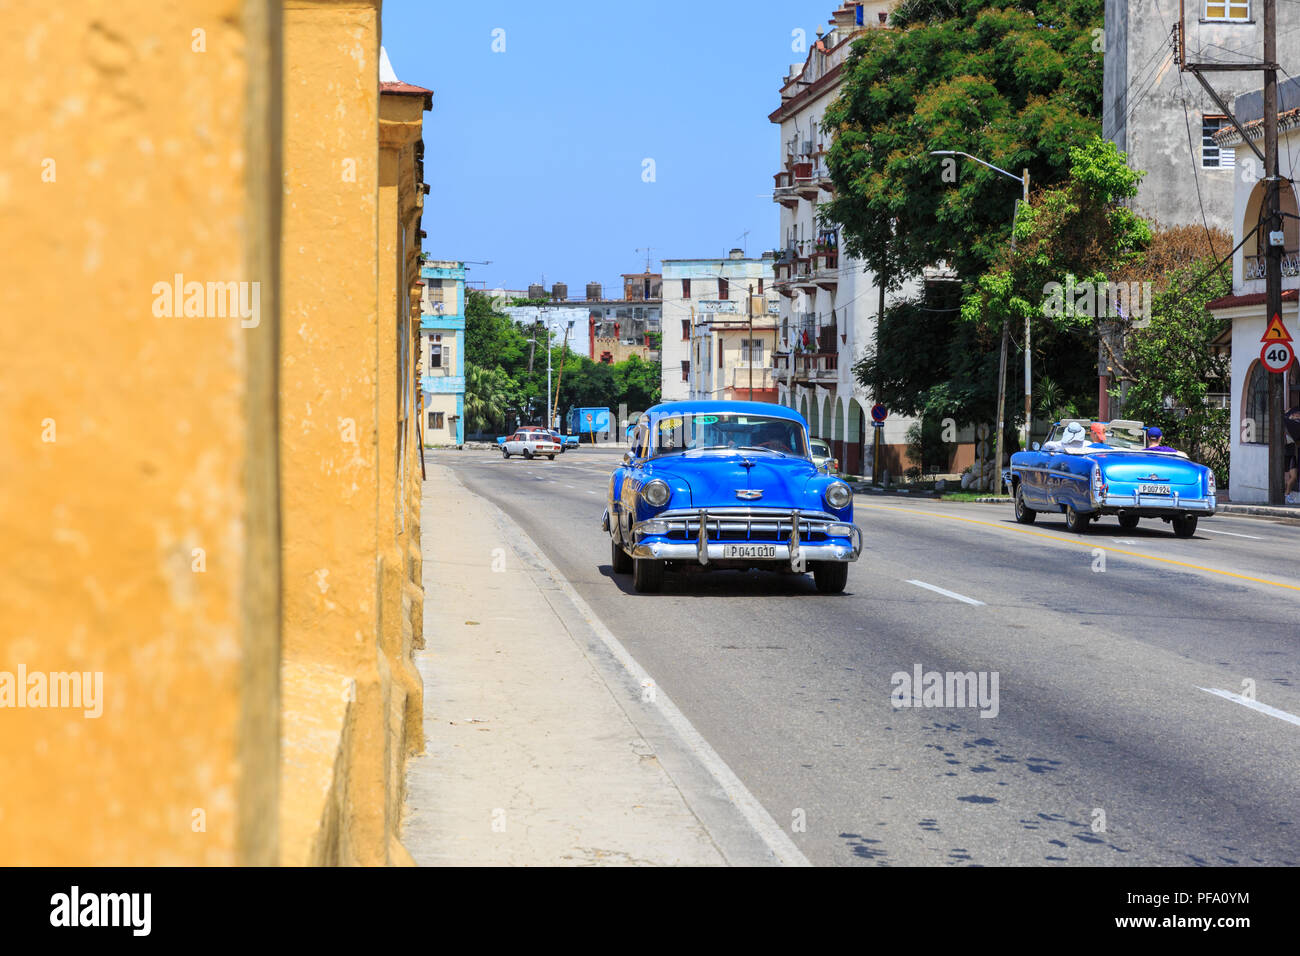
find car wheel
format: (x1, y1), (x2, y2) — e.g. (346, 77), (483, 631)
(1118, 513), (1140, 530)
(547, 454), (555, 460)
(1014, 484), (1036, 524)
(632, 556), (664, 593)
(1064, 504), (1091, 534)
(1172, 515), (1198, 538)
(811, 561), (849, 594)
(610, 537), (632, 574)
(523, 448), (533, 460)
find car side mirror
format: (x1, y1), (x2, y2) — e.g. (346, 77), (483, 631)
(1032, 442), (1040, 451)
(622, 452), (634, 465)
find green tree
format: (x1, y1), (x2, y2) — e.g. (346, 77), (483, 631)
(464, 289), (527, 371)
(823, 0), (1103, 283)
(463, 364), (520, 436)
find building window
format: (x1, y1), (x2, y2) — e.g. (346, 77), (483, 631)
(428, 411), (444, 429)
(1204, 1), (1250, 21)
(741, 339), (764, 363)
(681, 360), (690, 382)
(600, 351), (613, 364)
(757, 278), (764, 294)
(718, 342), (724, 368)
(682, 279), (691, 299)
(1243, 359), (1269, 443)
(1201, 116), (1235, 168)
(429, 334), (442, 368)
(718, 277), (729, 299)
(681, 319), (690, 340)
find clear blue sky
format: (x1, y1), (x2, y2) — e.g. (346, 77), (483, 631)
(381, 0), (839, 296)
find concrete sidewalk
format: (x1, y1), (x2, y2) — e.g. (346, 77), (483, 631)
(401, 463), (727, 866)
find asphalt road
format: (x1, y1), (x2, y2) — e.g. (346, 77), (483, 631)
(431, 445), (1300, 867)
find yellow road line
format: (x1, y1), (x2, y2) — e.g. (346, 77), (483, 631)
(859, 502), (1300, 594)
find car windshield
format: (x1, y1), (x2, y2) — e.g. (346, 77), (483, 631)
(810, 440), (831, 457)
(1102, 424), (1146, 449)
(647, 412), (809, 458)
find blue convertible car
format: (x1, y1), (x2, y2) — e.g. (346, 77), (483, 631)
(1003, 419), (1216, 537)
(603, 400), (862, 593)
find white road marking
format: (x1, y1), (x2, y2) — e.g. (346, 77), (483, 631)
(906, 579), (986, 606)
(1201, 528), (1264, 540)
(1199, 687), (1300, 728)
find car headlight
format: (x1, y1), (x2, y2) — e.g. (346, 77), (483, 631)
(641, 479), (671, 508)
(824, 481), (852, 510)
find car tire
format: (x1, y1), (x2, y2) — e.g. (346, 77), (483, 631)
(632, 556), (664, 593)
(811, 561), (849, 594)
(610, 537), (632, 574)
(501, 448), (510, 459)
(1064, 504), (1091, 534)
(1014, 484), (1036, 524)
(1118, 513), (1140, 530)
(523, 448), (533, 460)
(1172, 515), (1198, 538)
(547, 454), (555, 460)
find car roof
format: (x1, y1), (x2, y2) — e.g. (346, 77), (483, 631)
(643, 400), (807, 427)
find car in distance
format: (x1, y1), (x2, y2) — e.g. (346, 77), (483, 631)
(1003, 419), (1216, 537)
(496, 425), (547, 447)
(501, 430), (561, 460)
(603, 400), (862, 593)
(547, 429), (580, 452)
(809, 438), (839, 475)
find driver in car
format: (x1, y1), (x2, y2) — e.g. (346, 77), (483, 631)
(753, 424), (793, 453)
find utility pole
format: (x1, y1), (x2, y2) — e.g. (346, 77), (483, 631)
(1020, 169), (1032, 450)
(1179, 0), (1284, 503)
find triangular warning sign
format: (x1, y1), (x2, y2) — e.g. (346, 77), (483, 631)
(1262, 314), (1293, 344)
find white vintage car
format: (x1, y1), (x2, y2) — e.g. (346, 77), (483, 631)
(501, 430), (560, 460)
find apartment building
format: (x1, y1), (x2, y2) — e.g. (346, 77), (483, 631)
(769, 1), (917, 477)
(421, 260), (466, 445)
(661, 250), (776, 402)
(1206, 78), (1300, 502)
(1104, 0), (1300, 228)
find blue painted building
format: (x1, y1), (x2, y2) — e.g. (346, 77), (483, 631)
(420, 260), (466, 445)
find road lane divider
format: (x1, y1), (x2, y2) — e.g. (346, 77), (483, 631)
(906, 580), (986, 606)
(1199, 687), (1300, 728)
(860, 503), (1300, 594)
(1201, 528), (1264, 540)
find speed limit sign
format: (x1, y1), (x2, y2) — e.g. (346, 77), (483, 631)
(1260, 341), (1294, 373)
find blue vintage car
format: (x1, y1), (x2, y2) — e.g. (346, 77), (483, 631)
(603, 400), (862, 593)
(1003, 419), (1216, 537)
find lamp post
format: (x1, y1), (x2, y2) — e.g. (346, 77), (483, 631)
(930, 151), (1029, 491)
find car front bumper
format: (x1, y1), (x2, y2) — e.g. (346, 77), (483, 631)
(622, 507), (862, 567)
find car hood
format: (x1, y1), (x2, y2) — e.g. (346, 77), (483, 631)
(645, 450), (824, 509)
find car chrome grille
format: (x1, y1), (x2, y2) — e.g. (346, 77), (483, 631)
(657, 511), (833, 544)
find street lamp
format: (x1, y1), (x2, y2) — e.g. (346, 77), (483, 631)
(929, 151), (1030, 491)
(543, 312), (575, 431)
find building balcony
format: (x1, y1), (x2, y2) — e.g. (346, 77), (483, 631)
(813, 249), (839, 289)
(727, 364), (778, 392)
(421, 373), (464, 394)
(774, 351), (838, 384)
(793, 161), (820, 201)
(773, 170), (800, 209)
(1243, 250), (1300, 281)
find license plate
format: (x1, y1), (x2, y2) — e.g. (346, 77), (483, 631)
(1138, 484), (1170, 495)
(722, 544), (777, 559)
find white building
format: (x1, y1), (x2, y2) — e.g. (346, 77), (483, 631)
(768, 1), (924, 477)
(1206, 80), (1300, 503)
(661, 251), (777, 402)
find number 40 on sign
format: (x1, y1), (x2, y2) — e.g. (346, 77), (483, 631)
(1260, 314), (1294, 373)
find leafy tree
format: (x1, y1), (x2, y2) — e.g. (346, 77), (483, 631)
(823, 0), (1104, 284)
(464, 289), (527, 370)
(463, 364), (520, 435)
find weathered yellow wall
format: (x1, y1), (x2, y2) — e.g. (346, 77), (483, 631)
(0, 1), (283, 864)
(2, 0), (427, 867)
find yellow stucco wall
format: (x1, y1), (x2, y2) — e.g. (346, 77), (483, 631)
(0, 0), (283, 865)
(3, 0), (427, 866)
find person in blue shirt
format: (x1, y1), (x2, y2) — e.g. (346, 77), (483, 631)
(1145, 426), (1174, 452)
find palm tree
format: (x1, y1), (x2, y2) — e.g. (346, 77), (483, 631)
(464, 365), (516, 436)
